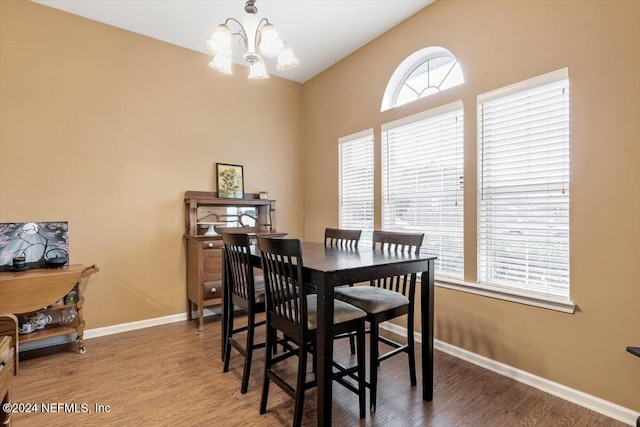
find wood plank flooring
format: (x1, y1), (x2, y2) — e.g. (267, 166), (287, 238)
(9, 315), (625, 426)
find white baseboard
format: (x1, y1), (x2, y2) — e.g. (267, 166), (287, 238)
(84, 313), (188, 339)
(84, 307), (225, 339)
(379, 322), (639, 426)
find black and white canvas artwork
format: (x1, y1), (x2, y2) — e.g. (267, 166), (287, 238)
(0, 222), (69, 271)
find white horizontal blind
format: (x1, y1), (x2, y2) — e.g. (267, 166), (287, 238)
(478, 69), (570, 299)
(339, 130), (374, 246)
(382, 102), (464, 279)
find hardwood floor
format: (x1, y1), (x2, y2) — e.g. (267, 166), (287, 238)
(9, 315), (625, 426)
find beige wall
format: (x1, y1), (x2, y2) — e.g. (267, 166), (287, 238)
(302, 0), (639, 412)
(0, 1), (303, 327)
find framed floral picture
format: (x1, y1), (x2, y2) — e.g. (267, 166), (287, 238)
(216, 163), (244, 199)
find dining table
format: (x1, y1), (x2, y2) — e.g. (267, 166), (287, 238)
(221, 241), (436, 427)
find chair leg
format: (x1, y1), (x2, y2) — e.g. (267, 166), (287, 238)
(369, 321), (379, 411)
(293, 343), (308, 427)
(260, 325), (275, 415)
(349, 333), (356, 355)
(312, 346), (317, 375)
(407, 309), (417, 387)
(357, 322), (366, 419)
(241, 311), (256, 394)
(223, 306), (234, 373)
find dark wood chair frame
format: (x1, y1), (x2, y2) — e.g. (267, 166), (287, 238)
(324, 227), (363, 354)
(324, 228), (362, 249)
(222, 232), (267, 394)
(335, 230), (425, 411)
(257, 237), (367, 427)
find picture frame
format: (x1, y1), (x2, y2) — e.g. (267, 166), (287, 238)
(216, 163), (244, 199)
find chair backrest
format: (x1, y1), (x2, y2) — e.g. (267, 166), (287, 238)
(257, 237), (307, 337)
(324, 228), (362, 249)
(371, 230), (425, 297)
(222, 232), (256, 304)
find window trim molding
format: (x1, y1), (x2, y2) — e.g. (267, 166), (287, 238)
(477, 67), (568, 104)
(338, 128), (374, 144)
(381, 100), (463, 131)
(435, 278), (576, 314)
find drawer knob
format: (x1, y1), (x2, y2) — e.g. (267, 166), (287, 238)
(208, 243), (214, 248)
(211, 288), (217, 293)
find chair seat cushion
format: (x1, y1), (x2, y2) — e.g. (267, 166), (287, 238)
(306, 295), (366, 330)
(254, 276), (266, 304)
(334, 286), (409, 314)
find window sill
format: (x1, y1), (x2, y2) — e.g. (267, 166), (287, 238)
(434, 278), (576, 314)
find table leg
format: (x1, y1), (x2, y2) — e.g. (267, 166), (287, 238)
(421, 259), (435, 401)
(316, 279), (334, 426)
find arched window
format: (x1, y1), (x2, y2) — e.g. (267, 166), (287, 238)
(381, 46), (464, 111)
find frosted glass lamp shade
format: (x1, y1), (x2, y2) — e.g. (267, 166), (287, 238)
(209, 54), (233, 75)
(277, 43), (299, 71)
(206, 24), (232, 56)
(248, 59), (269, 79)
(258, 23), (284, 57)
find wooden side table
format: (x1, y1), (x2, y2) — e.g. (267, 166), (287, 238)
(0, 265), (98, 357)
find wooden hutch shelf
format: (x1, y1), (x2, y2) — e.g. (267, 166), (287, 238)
(184, 191), (286, 331)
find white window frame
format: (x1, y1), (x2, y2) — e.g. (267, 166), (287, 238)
(466, 68), (574, 312)
(381, 101), (465, 280)
(339, 129), (375, 246)
(381, 46), (464, 112)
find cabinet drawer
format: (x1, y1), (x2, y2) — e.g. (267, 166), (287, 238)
(204, 281), (223, 299)
(202, 240), (223, 250)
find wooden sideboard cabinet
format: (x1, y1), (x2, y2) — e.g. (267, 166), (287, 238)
(184, 191), (286, 331)
(1, 335), (14, 427)
(0, 265), (99, 358)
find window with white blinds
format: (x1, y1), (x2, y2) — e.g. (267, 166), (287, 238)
(382, 102), (464, 279)
(478, 68), (570, 300)
(339, 130), (374, 246)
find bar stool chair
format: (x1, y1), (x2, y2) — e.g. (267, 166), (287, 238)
(324, 227), (362, 353)
(257, 236), (367, 427)
(334, 230), (424, 411)
(222, 232), (267, 394)
(324, 228), (362, 248)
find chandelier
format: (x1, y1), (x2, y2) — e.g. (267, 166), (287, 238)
(206, 0), (299, 79)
